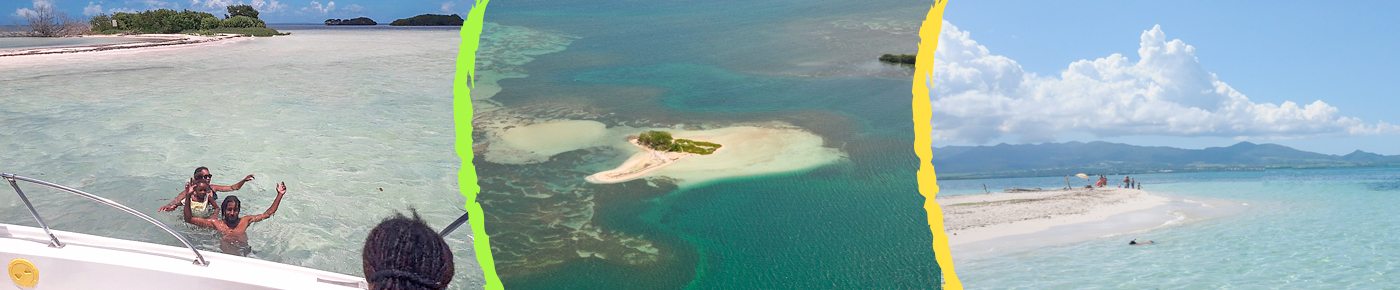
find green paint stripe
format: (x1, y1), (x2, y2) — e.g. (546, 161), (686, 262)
(453, 1), (504, 289)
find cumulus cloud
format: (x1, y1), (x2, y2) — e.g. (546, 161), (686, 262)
(299, 0), (334, 14)
(142, 0), (179, 9)
(440, 2), (454, 13)
(926, 21), (1400, 144)
(13, 1), (51, 19)
(83, 2), (103, 15)
(188, 0), (285, 14)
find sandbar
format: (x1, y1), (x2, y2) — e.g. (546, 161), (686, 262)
(0, 34), (247, 58)
(585, 138), (701, 184)
(937, 188), (1170, 247)
(587, 126), (845, 187)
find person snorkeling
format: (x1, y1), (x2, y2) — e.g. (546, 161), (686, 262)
(183, 181), (287, 256)
(1129, 238), (1154, 245)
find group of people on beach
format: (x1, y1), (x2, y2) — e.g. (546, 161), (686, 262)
(1089, 174), (1142, 189)
(155, 166), (459, 289)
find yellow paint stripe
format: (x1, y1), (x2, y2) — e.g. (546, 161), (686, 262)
(911, 1), (961, 289)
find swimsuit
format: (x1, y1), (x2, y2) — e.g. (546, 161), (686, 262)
(187, 200), (214, 218)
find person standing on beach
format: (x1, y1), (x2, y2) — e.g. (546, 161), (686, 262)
(1123, 176), (1131, 188)
(159, 166), (255, 211)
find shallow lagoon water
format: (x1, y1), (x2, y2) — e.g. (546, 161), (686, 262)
(951, 167), (1400, 289)
(0, 26), (485, 289)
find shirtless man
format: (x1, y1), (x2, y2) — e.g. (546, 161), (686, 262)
(159, 167), (255, 212)
(183, 181), (287, 256)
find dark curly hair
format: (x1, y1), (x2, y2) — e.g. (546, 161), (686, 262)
(362, 209), (454, 290)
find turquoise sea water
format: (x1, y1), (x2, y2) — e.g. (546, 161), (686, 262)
(945, 167), (1400, 288)
(0, 26), (486, 289)
(472, 0), (947, 289)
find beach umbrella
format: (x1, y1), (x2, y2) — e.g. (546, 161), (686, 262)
(1065, 173), (1092, 189)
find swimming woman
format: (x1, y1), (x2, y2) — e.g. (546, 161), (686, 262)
(158, 166), (255, 212)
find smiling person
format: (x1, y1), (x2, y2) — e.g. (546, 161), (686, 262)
(159, 166), (255, 212)
(183, 181), (288, 256)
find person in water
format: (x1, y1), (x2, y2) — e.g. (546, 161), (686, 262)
(1129, 238), (1154, 245)
(183, 181), (287, 256)
(176, 182), (219, 218)
(159, 166), (255, 212)
(362, 209), (454, 290)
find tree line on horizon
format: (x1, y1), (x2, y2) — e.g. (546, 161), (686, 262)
(88, 5), (273, 35)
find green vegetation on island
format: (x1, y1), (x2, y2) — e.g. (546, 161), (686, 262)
(879, 54), (916, 65)
(389, 14), (464, 26)
(325, 17), (378, 25)
(88, 5), (285, 37)
(637, 130), (722, 155)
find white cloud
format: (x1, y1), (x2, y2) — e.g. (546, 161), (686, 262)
(926, 21), (1400, 144)
(107, 7), (137, 13)
(187, 0), (285, 14)
(440, 2), (454, 13)
(299, 1), (334, 14)
(142, 0), (179, 9)
(83, 2), (103, 15)
(13, 1), (51, 19)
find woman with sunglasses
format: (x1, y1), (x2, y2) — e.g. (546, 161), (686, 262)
(158, 166), (256, 212)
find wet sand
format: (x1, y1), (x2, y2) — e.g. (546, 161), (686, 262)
(0, 34), (247, 58)
(937, 188), (1170, 247)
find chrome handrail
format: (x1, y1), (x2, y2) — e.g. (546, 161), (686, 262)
(2, 173), (210, 266)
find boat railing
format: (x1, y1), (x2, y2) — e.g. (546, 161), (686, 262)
(2, 173), (210, 266)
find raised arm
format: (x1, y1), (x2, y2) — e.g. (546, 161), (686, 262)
(159, 179), (197, 212)
(182, 187), (217, 229)
(247, 182), (286, 223)
(226, 174), (255, 191)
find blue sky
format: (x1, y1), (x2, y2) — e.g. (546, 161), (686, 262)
(4, 0), (475, 23)
(931, 1), (1400, 155)
(8, 0), (1398, 155)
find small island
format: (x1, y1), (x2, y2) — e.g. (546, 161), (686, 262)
(637, 130), (721, 155)
(879, 53), (916, 65)
(389, 14), (465, 26)
(586, 130), (724, 184)
(325, 17), (377, 25)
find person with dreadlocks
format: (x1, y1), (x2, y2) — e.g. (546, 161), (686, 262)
(183, 181), (287, 256)
(362, 210), (454, 290)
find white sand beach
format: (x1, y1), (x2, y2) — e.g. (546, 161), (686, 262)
(0, 34), (247, 59)
(585, 138), (695, 184)
(937, 188), (1170, 247)
(484, 119), (845, 187)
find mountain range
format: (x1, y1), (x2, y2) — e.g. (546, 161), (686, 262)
(931, 141), (1400, 179)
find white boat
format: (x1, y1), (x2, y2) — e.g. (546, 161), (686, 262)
(2, 173), (369, 290)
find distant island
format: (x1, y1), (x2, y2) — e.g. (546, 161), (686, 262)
(389, 14), (464, 26)
(932, 141), (1400, 179)
(325, 17), (377, 25)
(879, 54), (916, 65)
